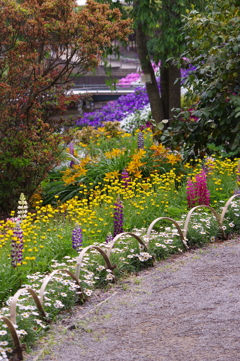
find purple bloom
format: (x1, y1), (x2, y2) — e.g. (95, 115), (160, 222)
(113, 197), (124, 237)
(76, 86), (150, 128)
(11, 223), (24, 267)
(121, 169), (130, 189)
(180, 63), (197, 85)
(72, 225), (83, 251)
(139, 121), (153, 131)
(69, 142), (75, 168)
(76, 66), (194, 129)
(105, 233), (113, 243)
(137, 131), (144, 149)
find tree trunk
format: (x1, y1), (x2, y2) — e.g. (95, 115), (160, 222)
(160, 64), (181, 124)
(135, 23), (164, 123)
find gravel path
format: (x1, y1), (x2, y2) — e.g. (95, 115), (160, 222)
(25, 239), (240, 361)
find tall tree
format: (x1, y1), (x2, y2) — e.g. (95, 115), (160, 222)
(0, 0), (131, 215)
(132, 0), (183, 123)
(97, 0), (206, 124)
(133, 4), (165, 124)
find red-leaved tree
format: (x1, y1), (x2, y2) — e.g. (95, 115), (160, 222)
(0, 0), (131, 215)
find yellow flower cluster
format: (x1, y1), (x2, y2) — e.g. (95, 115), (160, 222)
(126, 149), (146, 177)
(62, 156), (91, 185)
(0, 155), (239, 270)
(150, 143), (168, 157)
(104, 148), (126, 159)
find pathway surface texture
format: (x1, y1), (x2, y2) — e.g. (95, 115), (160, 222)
(26, 239), (240, 361)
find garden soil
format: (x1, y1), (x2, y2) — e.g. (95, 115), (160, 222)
(25, 238), (240, 361)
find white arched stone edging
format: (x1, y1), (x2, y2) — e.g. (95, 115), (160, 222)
(39, 269), (82, 304)
(145, 217), (189, 250)
(220, 194), (240, 224)
(75, 245), (114, 280)
(0, 316), (23, 360)
(105, 232), (148, 259)
(10, 287), (46, 326)
(183, 205), (226, 240)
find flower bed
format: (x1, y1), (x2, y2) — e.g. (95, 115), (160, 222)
(0, 120), (240, 361)
(0, 190), (240, 360)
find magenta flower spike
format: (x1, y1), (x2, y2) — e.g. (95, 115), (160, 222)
(186, 170), (210, 208)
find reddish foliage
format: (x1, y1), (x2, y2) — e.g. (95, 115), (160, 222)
(0, 0), (132, 214)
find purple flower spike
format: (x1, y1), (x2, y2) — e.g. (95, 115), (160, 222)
(69, 142), (75, 168)
(113, 197), (124, 237)
(121, 169), (130, 189)
(72, 225), (83, 251)
(11, 223), (24, 267)
(137, 131), (144, 149)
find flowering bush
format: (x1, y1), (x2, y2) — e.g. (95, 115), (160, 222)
(41, 128), (184, 204)
(76, 86), (150, 129)
(75, 63), (195, 133)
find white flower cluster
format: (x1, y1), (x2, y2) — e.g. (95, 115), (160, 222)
(120, 104), (152, 133)
(17, 193), (28, 222)
(0, 348), (8, 361)
(137, 252), (152, 262)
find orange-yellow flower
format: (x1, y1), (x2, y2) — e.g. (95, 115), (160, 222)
(150, 143), (168, 157)
(166, 153), (182, 165)
(104, 148), (125, 159)
(104, 170), (119, 180)
(126, 149), (146, 174)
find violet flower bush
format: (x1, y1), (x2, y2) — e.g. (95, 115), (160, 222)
(76, 64), (195, 131)
(118, 72), (141, 87)
(76, 86), (150, 129)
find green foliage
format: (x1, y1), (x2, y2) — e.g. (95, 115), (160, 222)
(175, 0), (240, 158)
(147, 0), (185, 63)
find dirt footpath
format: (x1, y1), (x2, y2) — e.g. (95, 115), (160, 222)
(26, 239), (240, 361)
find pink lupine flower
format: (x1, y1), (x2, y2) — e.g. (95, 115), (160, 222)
(186, 170), (210, 208)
